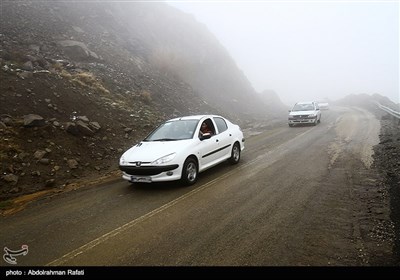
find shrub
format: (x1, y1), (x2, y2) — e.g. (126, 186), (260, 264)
(140, 90), (152, 104)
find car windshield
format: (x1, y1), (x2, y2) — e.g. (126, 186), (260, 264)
(292, 103), (314, 111)
(144, 119), (199, 141)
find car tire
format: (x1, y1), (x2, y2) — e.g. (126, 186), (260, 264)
(229, 142), (241, 164)
(181, 157), (198, 185)
(289, 124), (293, 127)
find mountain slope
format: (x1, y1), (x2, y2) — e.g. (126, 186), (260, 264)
(0, 0), (287, 202)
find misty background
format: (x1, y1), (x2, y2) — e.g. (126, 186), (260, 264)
(167, 1), (399, 106)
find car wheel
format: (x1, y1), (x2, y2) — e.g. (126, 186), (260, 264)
(229, 142), (241, 164)
(289, 124), (293, 127)
(181, 157), (198, 185)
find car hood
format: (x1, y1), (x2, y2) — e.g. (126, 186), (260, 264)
(122, 140), (191, 162)
(289, 110), (316, 116)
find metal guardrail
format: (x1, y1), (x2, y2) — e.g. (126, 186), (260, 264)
(374, 101), (400, 119)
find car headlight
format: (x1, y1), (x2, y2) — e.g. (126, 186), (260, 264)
(120, 156), (127, 165)
(152, 153), (176, 165)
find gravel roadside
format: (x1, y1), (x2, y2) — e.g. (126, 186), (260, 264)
(373, 114), (400, 265)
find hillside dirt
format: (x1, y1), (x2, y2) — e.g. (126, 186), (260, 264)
(0, 70), (148, 203)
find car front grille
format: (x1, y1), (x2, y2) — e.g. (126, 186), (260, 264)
(289, 115), (316, 120)
(119, 164), (179, 176)
(292, 115), (311, 119)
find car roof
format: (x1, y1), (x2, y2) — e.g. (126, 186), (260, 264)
(168, 115), (223, 121)
(296, 101), (315, 105)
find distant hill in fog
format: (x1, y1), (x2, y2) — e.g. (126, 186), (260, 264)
(335, 93), (399, 112)
(259, 90), (289, 111)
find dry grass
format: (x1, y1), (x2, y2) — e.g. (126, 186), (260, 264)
(60, 71), (110, 95)
(140, 90), (152, 104)
(52, 62), (64, 71)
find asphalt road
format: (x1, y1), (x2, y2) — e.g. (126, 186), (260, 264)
(0, 106), (393, 266)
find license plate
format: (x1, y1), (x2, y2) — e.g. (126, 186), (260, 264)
(131, 176), (152, 183)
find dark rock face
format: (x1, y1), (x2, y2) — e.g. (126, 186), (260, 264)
(23, 114), (46, 127)
(58, 40), (99, 61)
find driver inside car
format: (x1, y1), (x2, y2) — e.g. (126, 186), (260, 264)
(199, 121), (213, 137)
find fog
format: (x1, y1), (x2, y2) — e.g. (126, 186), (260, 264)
(167, 1), (399, 106)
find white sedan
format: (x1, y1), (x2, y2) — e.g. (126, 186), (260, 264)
(119, 115), (245, 185)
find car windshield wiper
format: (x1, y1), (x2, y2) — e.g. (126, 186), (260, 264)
(151, 138), (176, 141)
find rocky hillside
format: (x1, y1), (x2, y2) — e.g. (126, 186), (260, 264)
(0, 0), (288, 202)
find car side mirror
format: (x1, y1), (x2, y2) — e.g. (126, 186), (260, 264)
(200, 133), (212, 140)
